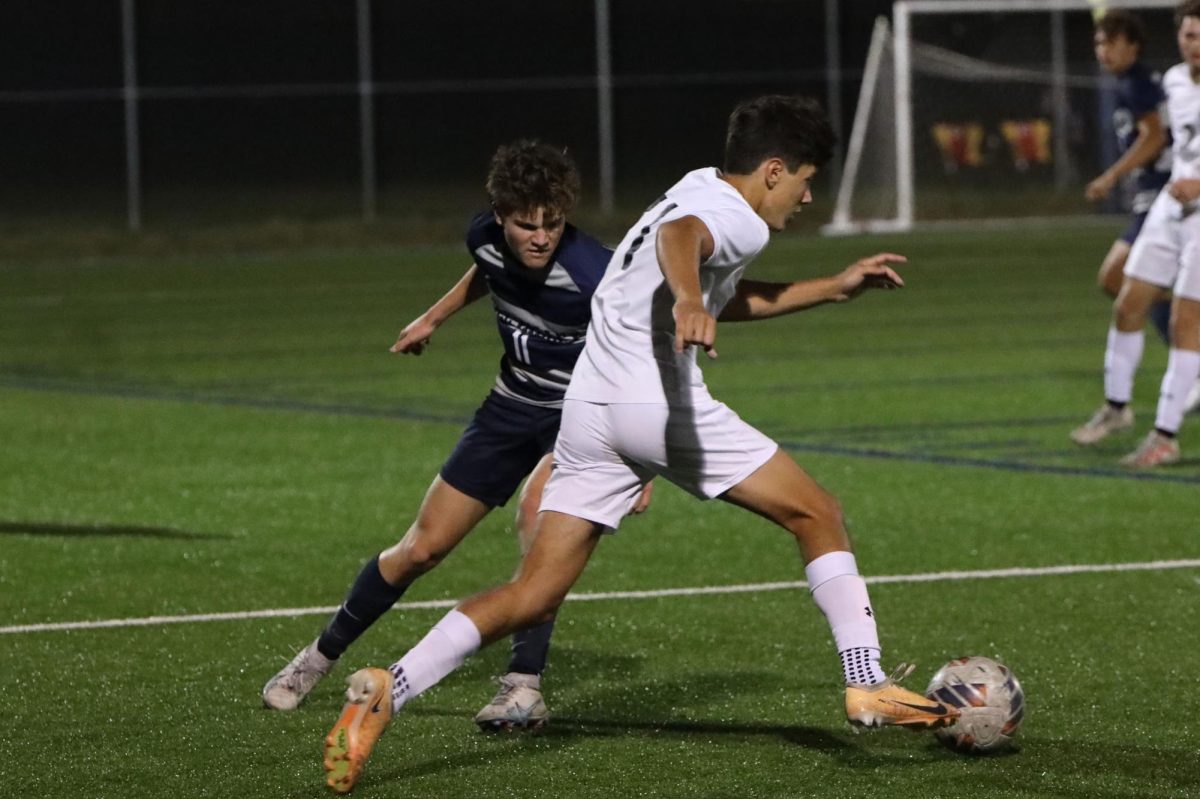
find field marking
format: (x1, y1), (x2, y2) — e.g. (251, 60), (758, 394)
(3, 558), (1198, 636)
(7, 375), (1200, 485)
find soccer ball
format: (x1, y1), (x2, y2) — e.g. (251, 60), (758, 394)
(924, 656), (1025, 754)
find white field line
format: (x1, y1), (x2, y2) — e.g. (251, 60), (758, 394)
(3, 558), (1199, 636)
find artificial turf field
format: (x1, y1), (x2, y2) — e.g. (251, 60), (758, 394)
(1, 224), (1198, 799)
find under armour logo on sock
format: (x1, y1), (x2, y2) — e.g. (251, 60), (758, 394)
(388, 664), (411, 708)
(864, 606), (873, 617)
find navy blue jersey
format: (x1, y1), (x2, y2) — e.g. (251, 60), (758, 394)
(465, 211), (611, 407)
(1114, 61), (1171, 210)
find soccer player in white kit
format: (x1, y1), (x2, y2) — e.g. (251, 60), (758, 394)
(1071, 0), (1200, 466)
(320, 96), (957, 795)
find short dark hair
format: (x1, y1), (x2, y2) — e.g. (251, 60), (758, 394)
(1178, 0), (1200, 27)
(723, 95), (836, 175)
(485, 139), (581, 218)
(1096, 9), (1146, 50)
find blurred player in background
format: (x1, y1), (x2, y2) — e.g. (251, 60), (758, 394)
(263, 140), (652, 728)
(1087, 9), (1172, 340)
(1072, 0), (1200, 464)
(319, 95), (957, 795)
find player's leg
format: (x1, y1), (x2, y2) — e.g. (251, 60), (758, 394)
(1074, 202), (1180, 445)
(1071, 276), (1162, 445)
(475, 453), (557, 730)
(266, 392), (543, 710)
(719, 449), (954, 729)
(262, 477), (490, 711)
(324, 400), (644, 791)
(1110, 213), (1173, 343)
(324, 511), (605, 793)
(1097, 238), (1131, 299)
(1122, 294), (1200, 467)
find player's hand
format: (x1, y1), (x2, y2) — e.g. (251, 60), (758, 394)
(630, 480), (655, 515)
(1168, 178), (1200, 204)
(833, 253), (906, 301)
(1085, 174), (1115, 202)
(673, 298), (718, 359)
(390, 316), (437, 355)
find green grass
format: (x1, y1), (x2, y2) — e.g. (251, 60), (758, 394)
(1, 225), (1198, 798)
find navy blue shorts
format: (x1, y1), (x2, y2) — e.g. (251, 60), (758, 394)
(440, 391), (562, 508)
(1120, 211), (1149, 245)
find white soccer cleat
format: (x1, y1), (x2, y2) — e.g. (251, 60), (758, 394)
(1119, 430), (1180, 468)
(1070, 403), (1134, 445)
(1185, 379), (1200, 416)
(263, 639), (335, 711)
(473, 673), (549, 731)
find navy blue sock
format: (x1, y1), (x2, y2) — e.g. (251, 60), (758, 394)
(1149, 300), (1171, 345)
(316, 555), (407, 660)
(506, 620), (556, 676)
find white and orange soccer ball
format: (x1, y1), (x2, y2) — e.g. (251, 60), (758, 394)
(925, 656), (1025, 754)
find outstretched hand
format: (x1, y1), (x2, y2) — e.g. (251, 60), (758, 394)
(390, 316), (437, 355)
(833, 252), (906, 301)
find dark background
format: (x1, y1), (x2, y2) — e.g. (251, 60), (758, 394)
(0, 1), (1183, 231)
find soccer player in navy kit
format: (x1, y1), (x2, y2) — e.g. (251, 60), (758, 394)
(1086, 10), (1172, 343)
(262, 140), (651, 728)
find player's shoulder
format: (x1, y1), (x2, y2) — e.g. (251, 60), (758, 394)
(1162, 63), (1193, 91)
(1123, 61), (1163, 92)
(465, 210), (499, 249)
(555, 223), (613, 283)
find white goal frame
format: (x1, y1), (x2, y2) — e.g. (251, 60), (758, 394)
(826, 0), (1178, 235)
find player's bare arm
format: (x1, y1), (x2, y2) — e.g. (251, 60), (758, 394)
(656, 215), (719, 357)
(720, 253), (905, 322)
(1085, 111), (1167, 201)
(390, 263), (489, 355)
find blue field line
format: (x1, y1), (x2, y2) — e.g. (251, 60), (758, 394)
(5, 373), (1198, 484)
(777, 439), (1200, 485)
(0, 374), (470, 426)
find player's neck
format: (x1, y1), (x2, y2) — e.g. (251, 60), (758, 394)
(719, 170), (764, 214)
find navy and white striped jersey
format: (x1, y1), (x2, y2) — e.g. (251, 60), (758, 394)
(1114, 61), (1171, 212)
(465, 211), (611, 407)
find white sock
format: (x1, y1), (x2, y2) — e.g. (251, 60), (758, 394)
(806, 551), (886, 685)
(1104, 327), (1144, 404)
(1155, 348), (1200, 434)
(387, 609), (482, 713)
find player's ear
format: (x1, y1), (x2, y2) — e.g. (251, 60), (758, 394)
(493, 208), (504, 226)
(763, 158), (785, 190)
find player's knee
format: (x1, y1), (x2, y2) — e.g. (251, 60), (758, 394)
(783, 486), (843, 537)
(508, 576), (565, 626)
(1098, 265), (1123, 298)
(390, 533), (450, 575)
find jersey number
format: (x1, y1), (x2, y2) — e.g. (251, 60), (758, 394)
(510, 331), (532, 364)
(621, 201), (679, 270)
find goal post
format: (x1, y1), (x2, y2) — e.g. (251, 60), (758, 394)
(826, 0), (1179, 235)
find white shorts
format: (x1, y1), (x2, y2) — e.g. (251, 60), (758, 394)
(540, 398), (778, 530)
(1124, 191), (1200, 301)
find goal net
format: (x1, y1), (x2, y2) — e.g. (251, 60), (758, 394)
(826, 0), (1178, 234)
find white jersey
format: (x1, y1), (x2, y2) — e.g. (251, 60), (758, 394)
(566, 167), (770, 406)
(1163, 63), (1200, 182)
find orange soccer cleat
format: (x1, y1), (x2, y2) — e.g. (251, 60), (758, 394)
(323, 668), (394, 794)
(845, 663), (959, 730)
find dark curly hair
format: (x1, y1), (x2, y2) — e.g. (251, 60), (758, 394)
(1179, 0), (1200, 28)
(486, 140), (581, 218)
(1096, 9), (1146, 50)
(723, 95), (835, 176)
